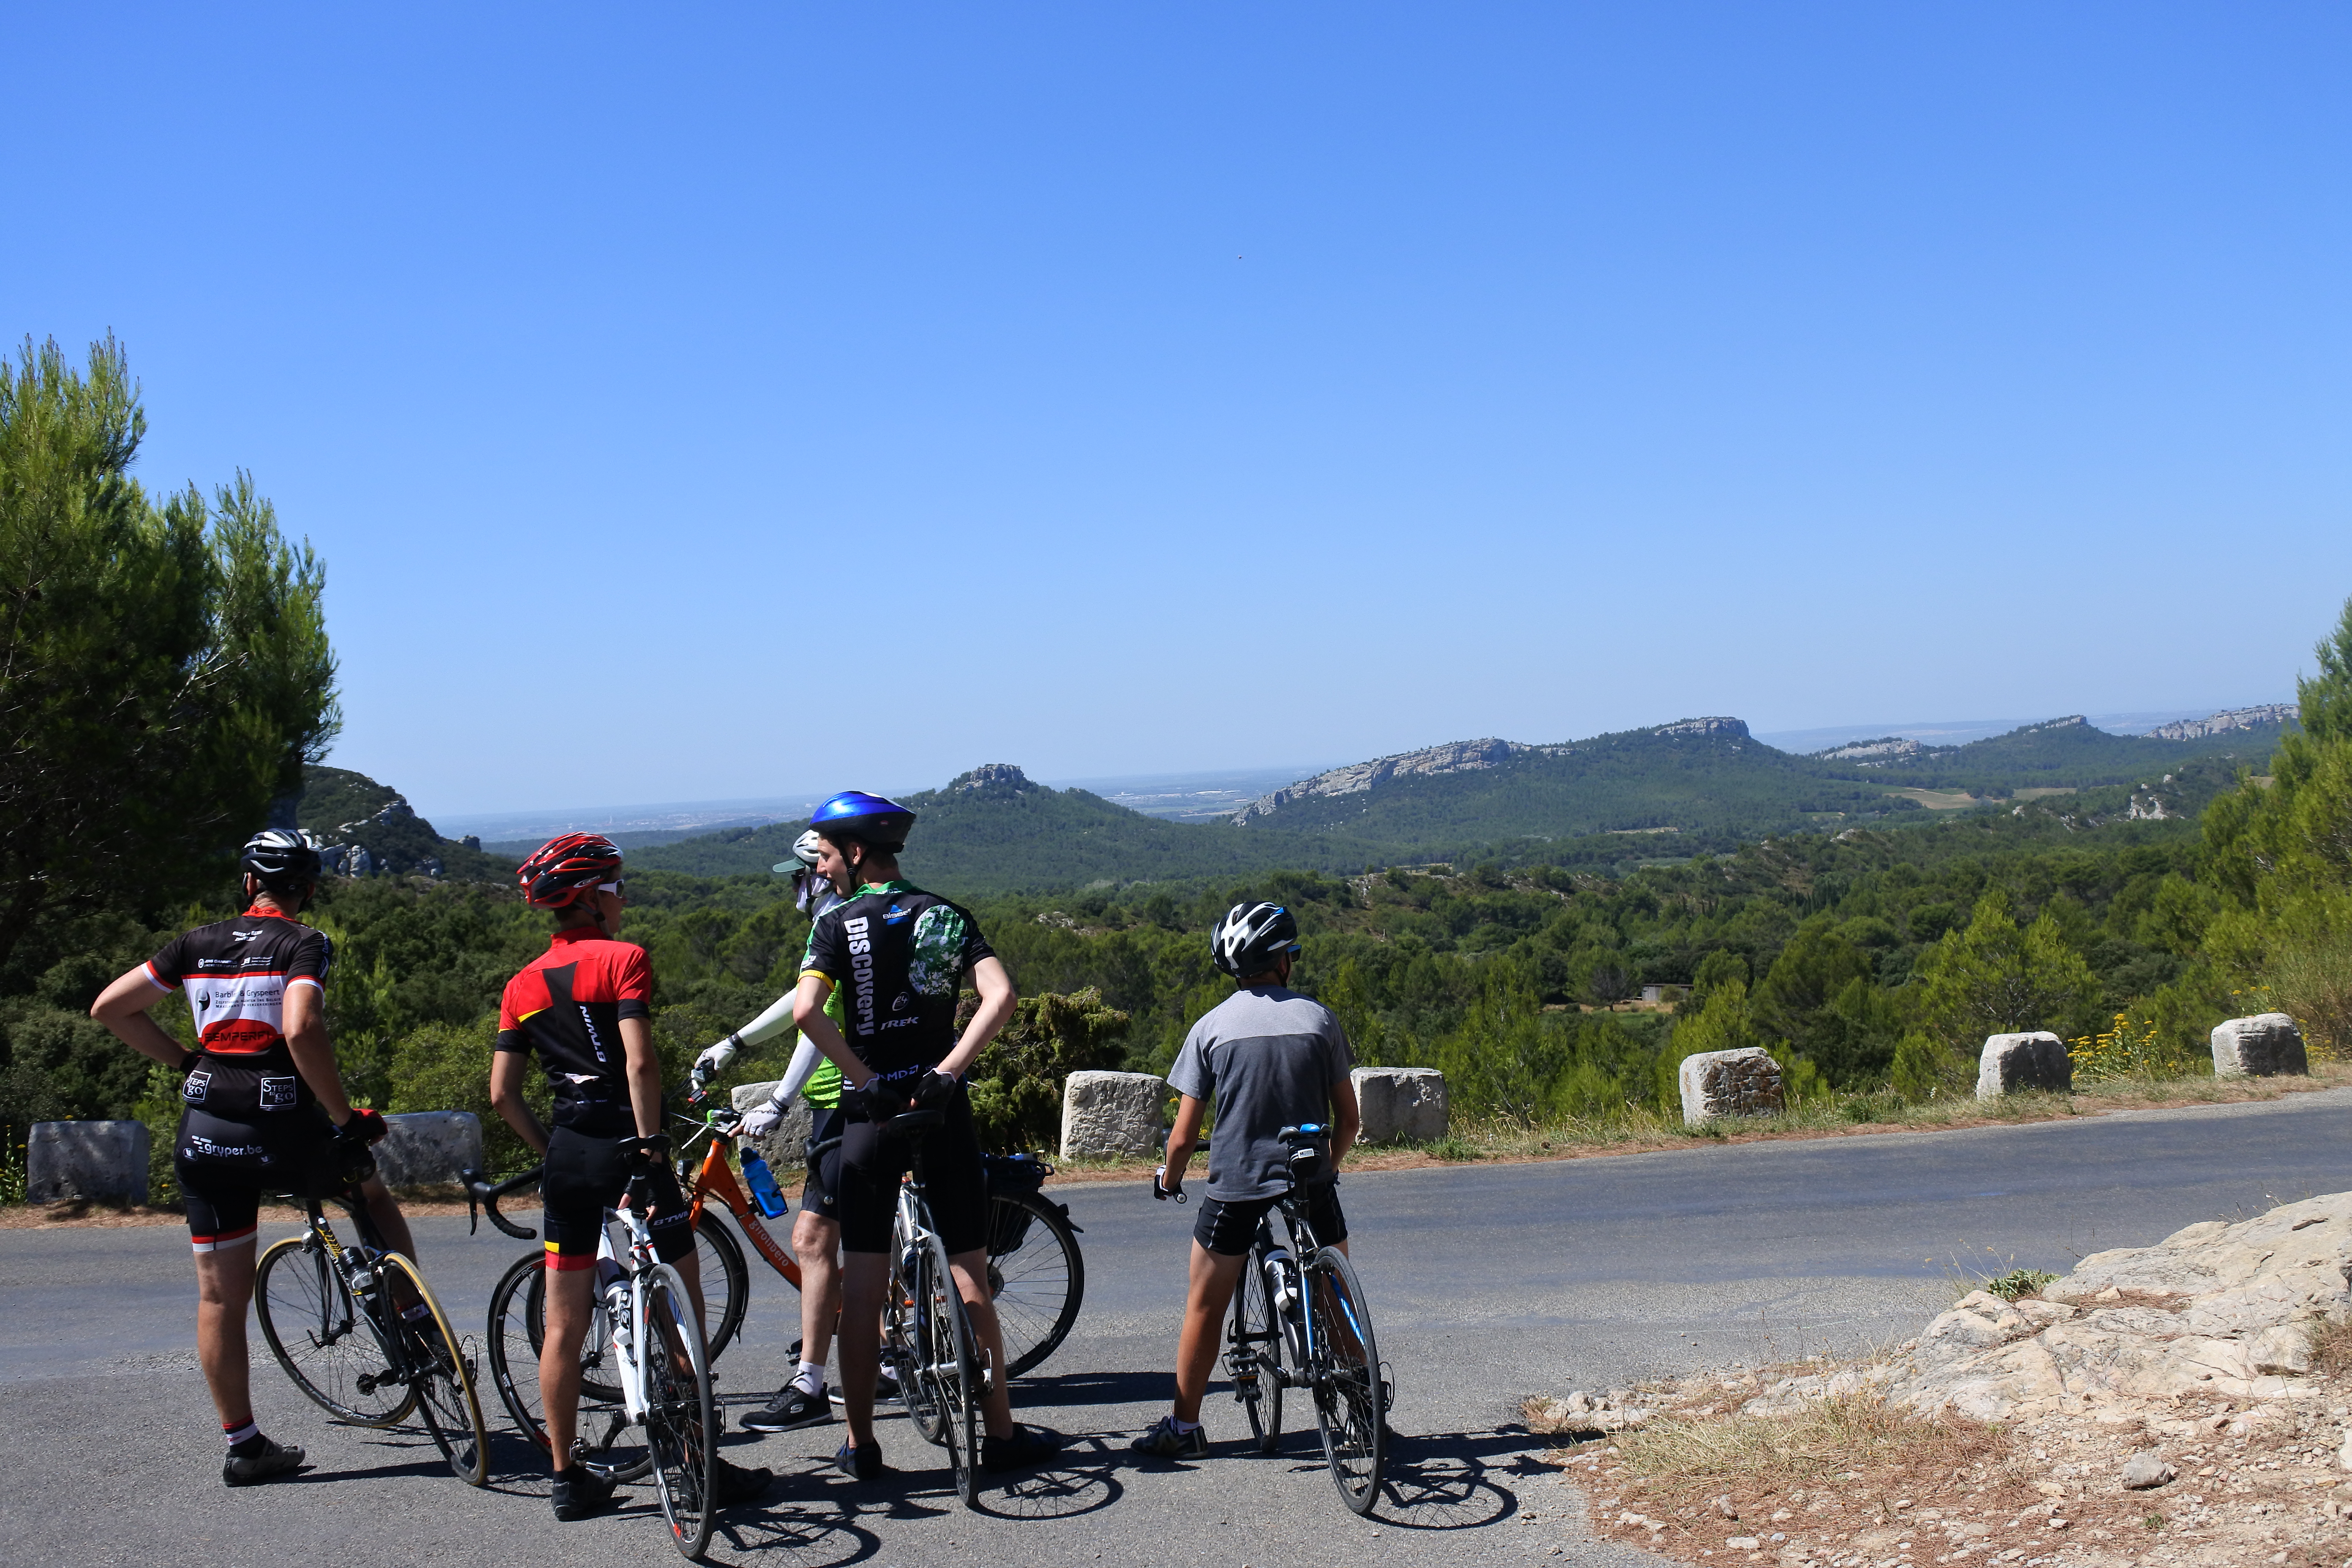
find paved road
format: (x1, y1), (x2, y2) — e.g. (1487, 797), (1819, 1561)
(8, 1089), (2349, 1568)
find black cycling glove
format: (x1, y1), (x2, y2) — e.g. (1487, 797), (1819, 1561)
(912, 1069), (960, 1110)
(853, 1075), (910, 1121)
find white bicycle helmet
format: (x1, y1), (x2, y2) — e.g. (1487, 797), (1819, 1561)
(1211, 901), (1301, 979)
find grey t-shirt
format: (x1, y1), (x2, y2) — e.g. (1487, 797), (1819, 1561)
(1168, 985), (1355, 1201)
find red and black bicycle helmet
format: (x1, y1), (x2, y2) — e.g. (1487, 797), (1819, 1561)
(516, 832), (623, 909)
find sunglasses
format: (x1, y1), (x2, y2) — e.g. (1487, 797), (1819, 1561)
(596, 879), (628, 900)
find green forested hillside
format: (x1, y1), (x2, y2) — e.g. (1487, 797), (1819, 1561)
(1230, 721), (1918, 847)
(1825, 715), (2292, 793)
(633, 764), (1408, 891)
(295, 766), (509, 880)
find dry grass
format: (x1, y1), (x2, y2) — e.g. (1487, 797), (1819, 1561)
(1542, 1386), (2042, 1562)
(2308, 1315), (2352, 1380)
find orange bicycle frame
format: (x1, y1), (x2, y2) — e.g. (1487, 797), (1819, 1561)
(685, 1126), (803, 1288)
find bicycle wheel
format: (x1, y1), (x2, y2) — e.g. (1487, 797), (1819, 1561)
(986, 1191), (1083, 1378)
(380, 1253), (489, 1486)
(1232, 1246), (1285, 1455)
(1305, 1247), (1384, 1515)
(643, 1269), (718, 1560)
(691, 1209), (749, 1365)
(890, 1226), (947, 1446)
(920, 1241), (983, 1509)
(487, 1250), (651, 1481)
(255, 1234), (415, 1426)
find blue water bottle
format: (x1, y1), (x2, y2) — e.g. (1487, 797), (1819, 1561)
(740, 1150), (789, 1219)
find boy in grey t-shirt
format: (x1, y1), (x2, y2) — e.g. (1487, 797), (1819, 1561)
(1131, 902), (1361, 1459)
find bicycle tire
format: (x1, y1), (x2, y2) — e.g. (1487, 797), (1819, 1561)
(1305, 1247), (1385, 1515)
(643, 1268), (718, 1560)
(891, 1221), (947, 1446)
(486, 1249), (653, 1482)
(691, 1209), (750, 1365)
(255, 1233), (414, 1426)
(380, 1252), (489, 1486)
(986, 1190), (1083, 1378)
(921, 1240), (983, 1510)
(1233, 1244), (1285, 1455)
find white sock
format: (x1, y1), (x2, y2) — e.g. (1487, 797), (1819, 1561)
(792, 1361), (824, 1397)
(1171, 1416), (1202, 1433)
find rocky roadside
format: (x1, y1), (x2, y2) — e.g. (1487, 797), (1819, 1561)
(1532, 1194), (2352, 1568)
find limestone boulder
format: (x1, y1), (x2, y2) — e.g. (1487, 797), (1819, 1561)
(372, 1111), (485, 1187)
(1737, 1191), (2352, 1426)
(730, 1081), (818, 1172)
(1976, 1032), (2072, 1098)
(2210, 1013), (2308, 1078)
(1678, 1047), (1783, 1127)
(1351, 1067), (1448, 1144)
(27, 1120), (150, 1204)
(1060, 1070), (1169, 1160)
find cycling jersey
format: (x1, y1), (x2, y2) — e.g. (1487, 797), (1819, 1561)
(145, 908), (333, 1121)
(801, 880), (996, 1078)
(495, 926), (654, 1136)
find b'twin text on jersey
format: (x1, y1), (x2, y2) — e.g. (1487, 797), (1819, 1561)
(846, 916), (876, 1031)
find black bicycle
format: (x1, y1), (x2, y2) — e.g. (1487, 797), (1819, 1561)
(253, 1177), (490, 1487)
(1216, 1124), (1387, 1514)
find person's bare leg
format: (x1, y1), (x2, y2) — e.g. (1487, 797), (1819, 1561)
(1173, 1243), (1248, 1424)
(837, 1252), (888, 1451)
(540, 1264), (595, 1468)
(950, 1246), (1031, 1440)
(793, 1210), (841, 1369)
(193, 1243), (260, 1429)
(359, 1174), (417, 1260)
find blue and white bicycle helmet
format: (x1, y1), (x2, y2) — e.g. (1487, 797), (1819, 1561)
(1211, 901), (1301, 979)
(809, 791), (916, 853)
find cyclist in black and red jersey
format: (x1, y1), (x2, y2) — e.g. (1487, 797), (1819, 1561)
(789, 791), (1063, 1484)
(89, 829), (404, 1487)
(486, 833), (771, 1522)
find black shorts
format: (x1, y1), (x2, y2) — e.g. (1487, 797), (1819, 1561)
(175, 1107), (366, 1253)
(542, 1124), (694, 1272)
(800, 1105), (844, 1222)
(838, 1090), (988, 1256)
(1193, 1183), (1348, 1257)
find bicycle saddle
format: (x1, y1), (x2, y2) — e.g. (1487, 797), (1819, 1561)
(887, 1109), (947, 1134)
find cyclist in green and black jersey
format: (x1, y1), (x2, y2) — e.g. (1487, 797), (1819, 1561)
(690, 829), (899, 1432)
(789, 792), (1062, 1482)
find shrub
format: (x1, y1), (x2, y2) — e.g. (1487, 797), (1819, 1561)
(964, 987), (1132, 1153)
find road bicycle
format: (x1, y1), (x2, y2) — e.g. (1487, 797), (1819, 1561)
(476, 1138), (718, 1558)
(879, 1106), (993, 1509)
(471, 1092), (1082, 1448)
(667, 1103), (1086, 1380)
(252, 1175), (489, 1487)
(1195, 1124), (1388, 1514)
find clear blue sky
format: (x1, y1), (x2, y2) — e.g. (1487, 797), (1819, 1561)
(8, 5), (2347, 817)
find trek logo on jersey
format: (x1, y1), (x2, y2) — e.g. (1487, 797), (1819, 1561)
(844, 915), (877, 1032)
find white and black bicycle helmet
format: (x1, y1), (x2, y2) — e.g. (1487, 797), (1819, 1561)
(240, 828), (324, 893)
(1211, 901), (1301, 979)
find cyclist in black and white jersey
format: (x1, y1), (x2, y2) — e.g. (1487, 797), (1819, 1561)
(90, 829), (404, 1487)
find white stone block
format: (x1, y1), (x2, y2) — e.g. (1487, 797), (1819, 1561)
(1351, 1067), (1448, 1143)
(373, 1111), (485, 1187)
(2210, 1013), (2308, 1078)
(26, 1120), (150, 1203)
(1976, 1032), (2072, 1098)
(1059, 1070), (1169, 1160)
(730, 1080), (819, 1171)
(1678, 1048), (1783, 1127)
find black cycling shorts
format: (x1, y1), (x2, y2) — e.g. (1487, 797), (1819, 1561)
(542, 1124), (693, 1271)
(800, 1105), (844, 1222)
(1192, 1183), (1347, 1257)
(175, 1107), (367, 1253)
(837, 1090), (988, 1256)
